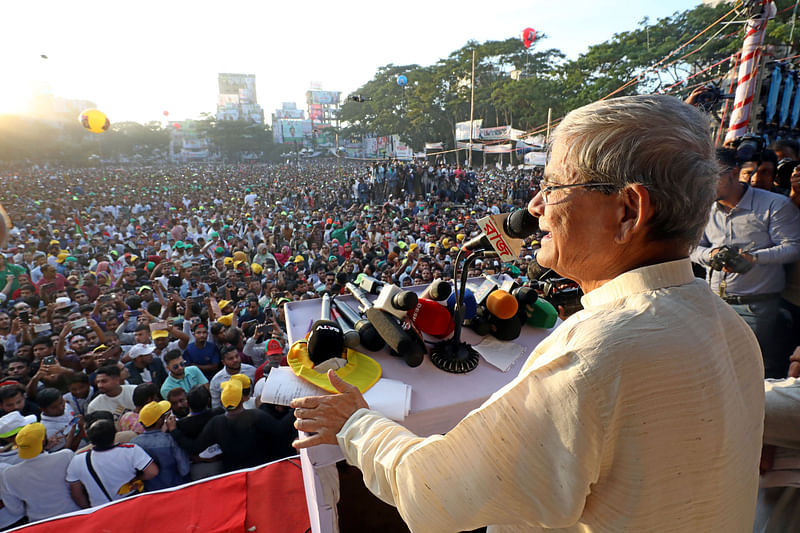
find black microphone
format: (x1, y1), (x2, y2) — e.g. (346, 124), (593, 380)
(419, 279), (452, 302)
(332, 299), (386, 352)
(307, 294), (345, 365)
(346, 283), (425, 367)
(462, 209), (539, 252)
(333, 310), (361, 350)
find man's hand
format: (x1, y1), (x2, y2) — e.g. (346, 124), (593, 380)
(291, 370), (369, 449)
(789, 346), (800, 378)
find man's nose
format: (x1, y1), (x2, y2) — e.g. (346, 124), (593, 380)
(528, 189), (545, 218)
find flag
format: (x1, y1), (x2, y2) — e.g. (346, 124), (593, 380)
(74, 216), (87, 241)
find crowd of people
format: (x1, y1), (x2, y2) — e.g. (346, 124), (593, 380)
(0, 158), (540, 528)
(0, 133), (796, 529)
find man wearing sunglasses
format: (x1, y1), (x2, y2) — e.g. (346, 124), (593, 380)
(292, 95), (765, 532)
(160, 350), (208, 400)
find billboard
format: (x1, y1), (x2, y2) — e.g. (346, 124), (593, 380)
(365, 137), (378, 158)
(279, 119), (312, 143)
(275, 108), (304, 119)
(219, 73), (257, 98)
(308, 91), (340, 105)
(455, 120), (483, 141)
(479, 126), (511, 141)
(392, 135), (413, 159)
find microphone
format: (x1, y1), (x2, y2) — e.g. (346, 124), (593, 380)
(358, 274), (419, 318)
(462, 209), (539, 260)
(346, 283), (425, 367)
(374, 285), (418, 317)
(409, 298), (455, 338)
(419, 279), (452, 302)
(475, 305), (523, 341)
(356, 273), (383, 295)
(333, 310), (361, 350)
(307, 294), (345, 365)
(446, 288), (477, 320)
(486, 290), (519, 320)
(527, 298), (558, 329)
(332, 299), (386, 352)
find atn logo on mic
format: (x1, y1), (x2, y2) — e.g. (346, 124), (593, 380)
(476, 214), (524, 262)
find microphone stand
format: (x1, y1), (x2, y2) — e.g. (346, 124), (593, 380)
(430, 248), (497, 373)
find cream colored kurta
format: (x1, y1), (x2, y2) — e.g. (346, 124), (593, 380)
(337, 259), (765, 532)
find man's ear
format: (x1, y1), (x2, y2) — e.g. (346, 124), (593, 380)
(615, 184), (652, 244)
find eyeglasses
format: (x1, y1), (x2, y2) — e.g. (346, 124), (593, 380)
(539, 181), (618, 205)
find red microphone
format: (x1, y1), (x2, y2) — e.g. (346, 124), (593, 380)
(409, 298), (455, 338)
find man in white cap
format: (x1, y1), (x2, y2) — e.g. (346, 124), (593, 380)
(0, 412), (36, 466)
(125, 343), (167, 388)
(0, 422), (80, 522)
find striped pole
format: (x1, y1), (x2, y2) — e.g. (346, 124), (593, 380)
(725, 1), (777, 144)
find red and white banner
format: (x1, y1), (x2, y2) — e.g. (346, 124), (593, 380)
(11, 457), (310, 533)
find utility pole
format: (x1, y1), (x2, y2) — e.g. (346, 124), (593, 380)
(468, 49), (476, 168)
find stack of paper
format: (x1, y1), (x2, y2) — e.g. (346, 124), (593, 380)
(261, 367), (412, 422)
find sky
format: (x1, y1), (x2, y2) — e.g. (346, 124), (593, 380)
(1, 0), (703, 125)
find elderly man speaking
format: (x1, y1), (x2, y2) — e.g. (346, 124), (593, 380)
(292, 95), (765, 532)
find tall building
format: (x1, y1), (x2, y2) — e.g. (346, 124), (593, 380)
(216, 73), (264, 123)
(305, 89), (341, 148)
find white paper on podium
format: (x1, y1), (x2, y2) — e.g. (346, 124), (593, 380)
(473, 337), (525, 372)
(261, 367), (412, 422)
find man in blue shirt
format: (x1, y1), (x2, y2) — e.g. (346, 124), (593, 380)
(160, 350), (209, 399)
(132, 401), (190, 491)
(182, 323), (220, 379)
(692, 148), (800, 377)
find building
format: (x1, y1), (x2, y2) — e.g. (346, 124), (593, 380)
(305, 89), (341, 148)
(216, 73), (264, 123)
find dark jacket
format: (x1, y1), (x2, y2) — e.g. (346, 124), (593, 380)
(125, 357), (168, 388)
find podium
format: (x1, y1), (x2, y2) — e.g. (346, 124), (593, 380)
(283, 284), (556, 533)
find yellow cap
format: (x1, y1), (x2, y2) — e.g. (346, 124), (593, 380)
(138, 400), (171, 427)
(217, 300), (232, 311)
(229, 373), (251, 390)
(220, 379), (243, 409)
(56, 252), (69, 263)
(16, 423), (45, 459)
(251, 263), (263, 275)
(217, 313), (233, 327)
(233, 251), (247, 263)
(224, 257), (233, 265)
(287, 340), (381, 394)
(233, 260), (243, 269)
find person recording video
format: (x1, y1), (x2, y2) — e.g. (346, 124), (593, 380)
(691, 147), (800, 378)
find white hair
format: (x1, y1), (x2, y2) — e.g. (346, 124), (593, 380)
(552, 94), (717, 246)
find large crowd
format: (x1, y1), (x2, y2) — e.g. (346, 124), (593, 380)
(0, 139), (797, 529)
(0, 159), (541, 528)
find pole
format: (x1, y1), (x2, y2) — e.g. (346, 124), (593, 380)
(468, 49), (476, 168)
(545, 108), (552, 145)
(725, 1), (776, 143)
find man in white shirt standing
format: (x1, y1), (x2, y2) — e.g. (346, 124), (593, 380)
(0, 423), (80, 522)
(209, 344), (256, 409)
(292, 95), (766, 532)
(87, 366), (136, 422)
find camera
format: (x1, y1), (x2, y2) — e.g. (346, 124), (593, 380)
(776, 158), (799, 188)
(18, 310), (30, 324)
(168, 275), (182, 289)
(691, 82), (735, 113)
(709, 245), (754, 274)
(730, 133), (766, 164)
(536, 277), (584, 317)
